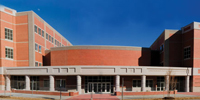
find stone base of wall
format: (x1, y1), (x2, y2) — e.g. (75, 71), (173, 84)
(192, 87), (200, 92)
(115, 90), (177, 96)
(12, 89), (79, 96)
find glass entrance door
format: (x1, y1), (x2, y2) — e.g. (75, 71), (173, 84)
(88, 82), (111, 93)
(157, 82), (165, 91)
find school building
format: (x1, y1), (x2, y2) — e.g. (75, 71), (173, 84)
(0, 5), (199, 96)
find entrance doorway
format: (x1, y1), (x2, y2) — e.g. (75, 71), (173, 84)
(88, 82), (111, 93)
(85, 76), (114, 93)
(157, 82), (165, 91)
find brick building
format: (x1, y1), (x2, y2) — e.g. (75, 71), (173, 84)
(0, 5), (199, 96)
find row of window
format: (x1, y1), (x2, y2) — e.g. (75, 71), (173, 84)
(55, 39), (61, 46)
(133, 80), (153, 87)
(35, 25), (65, 47)
(159, 44), (191, 59)
(34, 25), (44, 37)
(35, 62), (42, 66)
(43, 79), (66, 88)
(46, 33), (54, 43)
(35, 43), (42, 53)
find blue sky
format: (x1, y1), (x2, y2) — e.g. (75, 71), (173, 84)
(0, 0), (200, 47)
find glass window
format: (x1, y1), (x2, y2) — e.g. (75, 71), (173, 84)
(34, 25), (37, 33)
(5, 28), (13, 41)
(42, 30), (44, 37)
(35, 44), (38, 51)
(57, 42), (59, 46)
(146, 80), (153, 87)
(35, 62), (38, 66)
(56, 79), (66, 88)
(184, 47), (191, 59)
(46, 33), (48, 40)
(38, 28), (41, 35)
(52, 37), (54, 43)
(49, 35), (51, 41)
(132, 80), (141, 87)
(55, 40), (57, 45)
(39, 63), (42, 66)
(39, 45), (41, 53)
(43, 80), (49, 87)
(160, 44), (164, 52)
(5, 47), (13, 59)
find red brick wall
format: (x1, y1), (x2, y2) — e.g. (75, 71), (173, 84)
(50, 49), (151, 66)
(168, 32), (182, 67)
(193, 29), (200, 68)
(182, 30), (194, 67)
(16, 15), (29, 66)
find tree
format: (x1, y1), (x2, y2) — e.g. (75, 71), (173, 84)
(165, 68), (177, 97)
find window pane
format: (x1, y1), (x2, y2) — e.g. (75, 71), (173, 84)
(35, 25), (37, 33)
(35, 62), (38, 66)
(35, 44), (38, 51)
(46, 33), (48, 40)
(5, 28), (13, 41)
(38, 28), (41, 35)
(49, 35), (51, 41)
(42, 31), (44, 37)
(39, 45), (41, 52)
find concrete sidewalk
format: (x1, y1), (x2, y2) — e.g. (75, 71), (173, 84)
(0, 92), (71, 100)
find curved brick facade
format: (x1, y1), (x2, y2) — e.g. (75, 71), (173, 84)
(49, 46), (151, 66)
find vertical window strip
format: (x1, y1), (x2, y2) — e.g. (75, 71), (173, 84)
(34, 25), (37, 33)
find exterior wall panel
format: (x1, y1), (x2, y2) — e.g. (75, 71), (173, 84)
(51, 49), (151, 66)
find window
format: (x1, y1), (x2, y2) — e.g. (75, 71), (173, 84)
(5, 47), (13, 59)
(59, 43), (61, 47)
(184, 46), (191, 59)
(42, 30), (44, 37)
(34, 25), (37, 33)
(146, 80), (153, 87)
(49, 35), (51, 41)
(43, 80), (49, 87)
(52, 37), (54, 43)
(39, 63), (42, 66)
(35, 44), (38, 51)
(56, 79), (66, 88)
(5, 28), (13, 41)
(55, 40), (57, 45)
(46, 33), (48, 40)
(38, 28), (41, 35)
(160, 44), (164, 52)
(133, 80), (141, 87)
(39, 45), (41, 53)
(57, 41), (60, 46)
(35, 62), (38, 66)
